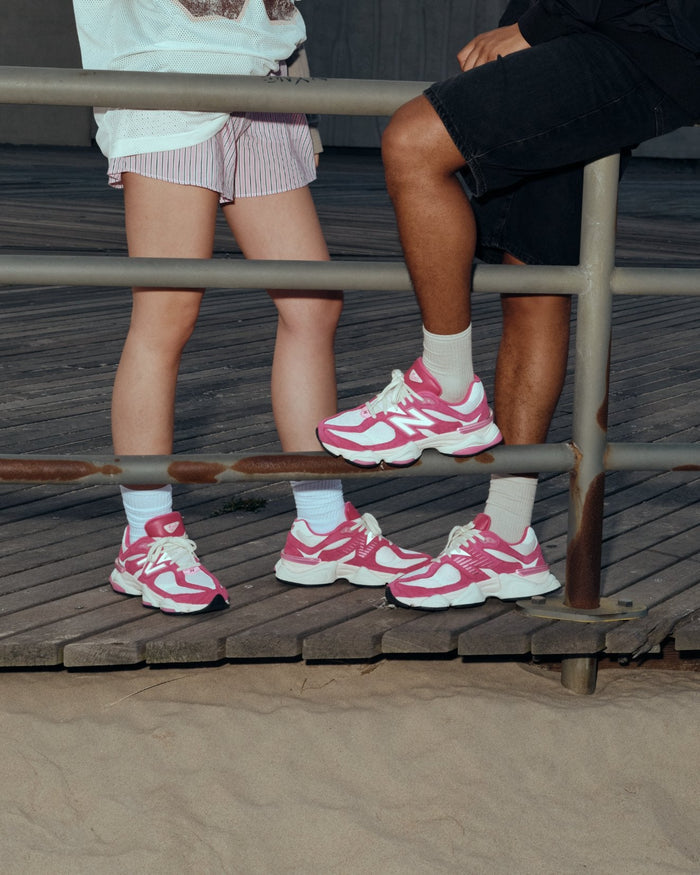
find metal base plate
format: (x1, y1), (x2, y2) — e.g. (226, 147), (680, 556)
(517, 594), (648, 623)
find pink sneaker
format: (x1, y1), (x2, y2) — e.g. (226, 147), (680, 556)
(110, 512), (229, 614)
(386, 513), (561, 610)
(317, 358), (501, 467)
(275, 502), (431, 587)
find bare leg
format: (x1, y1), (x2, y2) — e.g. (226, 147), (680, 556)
(483, 255), (572, 540)
(114, 175), (218, 459)
(382, 95), (476, 334)
(109, 175), (230, 614)
(223, 186), (342, 451)
(495, 255), (572, 446)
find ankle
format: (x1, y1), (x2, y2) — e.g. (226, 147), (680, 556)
(422, 325), (474, 402)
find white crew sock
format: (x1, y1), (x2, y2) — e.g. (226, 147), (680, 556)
(290, 479), (346, 533)
(120, 485), (173, 540)
(422, 325), (475, 402)
(483, 475), (538, 544)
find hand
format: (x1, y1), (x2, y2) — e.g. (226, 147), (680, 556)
(457, 23), (530, 72)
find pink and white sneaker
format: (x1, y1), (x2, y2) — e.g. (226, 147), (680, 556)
(316, 358), (502, 467)
(110, 512), (229, 614)
(386, 513), (561, 610)
(275, 502), (431, 587)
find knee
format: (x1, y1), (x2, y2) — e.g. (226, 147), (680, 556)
(382, 97), (439, 176)
(382, 95), (465, 194)
(275, 292), (343, 340)
(128, 291), (202, 354)
(500, 295), (572, 362)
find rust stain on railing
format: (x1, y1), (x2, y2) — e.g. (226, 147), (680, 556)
(231, 454), (361, 476)
(0, 458), (122, 483)
(566, 469), (606, 611)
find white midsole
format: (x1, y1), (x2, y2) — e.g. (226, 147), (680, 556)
(395, 571), (562, 609)
(110, 569), (223, 613)
(323, 422), (502, 466)
(275, 557), (392, 587)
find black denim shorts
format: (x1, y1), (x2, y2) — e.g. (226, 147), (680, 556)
(425, 32), (693, 265)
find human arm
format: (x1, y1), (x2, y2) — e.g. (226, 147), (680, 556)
(516, 1), (605, 44)
(517, 1), (700, 52)
(455, 0), (605, 72)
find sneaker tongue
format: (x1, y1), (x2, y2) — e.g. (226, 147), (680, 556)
(472, 513), (492, 532)
(406, 358), (442, 396)
(145, 512), (187, 539)
(343, 502), (361, 522)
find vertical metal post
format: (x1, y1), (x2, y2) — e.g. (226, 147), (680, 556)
(566, 154), (620, 611)
(560, 656), (599, 695)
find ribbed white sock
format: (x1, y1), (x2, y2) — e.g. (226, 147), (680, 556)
(120, 485), (173, 540)
(422, 325), (474, 402)
(483, 475), (538, 543)
(290, 479), (346, 533)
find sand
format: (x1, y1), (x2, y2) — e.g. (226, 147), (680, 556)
(0, 659), (698, 874)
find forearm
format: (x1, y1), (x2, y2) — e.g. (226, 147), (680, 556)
(518, 0), (700, 53)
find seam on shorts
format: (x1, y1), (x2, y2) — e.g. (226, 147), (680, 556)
(473, 80), (653, 166)
(424, 86), (486, 196)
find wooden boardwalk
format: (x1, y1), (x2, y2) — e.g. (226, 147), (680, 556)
(0, 144), (698, 671)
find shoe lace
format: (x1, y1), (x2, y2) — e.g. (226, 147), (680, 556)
(144, 536), (199, 570)
(440, 522), (483, 557)
(365, 369), (420, 416)
(352, 512), (383, 544)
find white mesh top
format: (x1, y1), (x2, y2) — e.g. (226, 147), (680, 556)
(72, 0), (307, 157)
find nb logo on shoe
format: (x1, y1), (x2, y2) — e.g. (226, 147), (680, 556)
(388, 408), (437, 436)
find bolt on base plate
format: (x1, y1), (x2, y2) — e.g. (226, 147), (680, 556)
(517, 594), (648, 622)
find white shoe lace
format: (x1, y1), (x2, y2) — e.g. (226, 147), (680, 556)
(352, 512), (383, 544)
(144, 536), (200, 570)
(440, 522), (483, 557)
(365, 370), (420, 416)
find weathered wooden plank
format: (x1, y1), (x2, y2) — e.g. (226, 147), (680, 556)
(382, 600), (512, 654)
(301, 600), (423, 660)
(0, 585), (124, 643)
(605, 569), (700, 656)
(226, 587), (383, 659)
(673, 609), (700, 651)
(530, 622), (610, 657)
(0, 595), (147, 667)
(63, 609), (209, 667)
(530, 553), (700, 656)
(145, 580), (355, 664)
(0, 571), (117, 617)
(458, 611), (555, 656)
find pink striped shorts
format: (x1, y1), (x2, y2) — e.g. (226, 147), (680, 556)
(107, 111), (316, 204)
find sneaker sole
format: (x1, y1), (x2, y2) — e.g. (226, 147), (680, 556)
(317, 423), (502, 468)
(110, 569), (229, 614)
(387, 571), (562, 611)
(275, 557), (396, 587)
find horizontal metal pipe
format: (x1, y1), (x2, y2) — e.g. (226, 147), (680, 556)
(0, 253), (585, 295)
(611, 267), (700, 297)
(4, 255), (409, 292)
(0, 445), (576, 486)
(606, 443), (700, 471)
(0, 66), (430, 116)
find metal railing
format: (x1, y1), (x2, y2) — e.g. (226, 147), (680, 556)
(1, 67), (699, 640)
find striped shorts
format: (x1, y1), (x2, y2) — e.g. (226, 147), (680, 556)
(107, 111), (316, 204)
